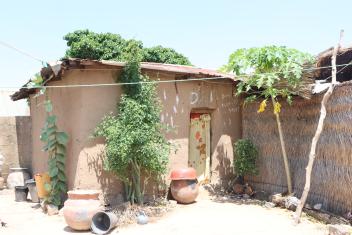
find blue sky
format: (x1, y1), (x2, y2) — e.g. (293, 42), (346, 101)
(1, 0), (351, 87)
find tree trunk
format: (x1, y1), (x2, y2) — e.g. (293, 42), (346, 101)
(272, 97), (292, 194)
(294, 30), (342, 224)
(132, 160), (143, 205)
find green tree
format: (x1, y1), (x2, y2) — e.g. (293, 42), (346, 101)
(64, 30), (191, 65)
(94, 55), (169, 204)
(143, 46), (191, 65)
(222, 46), (314, 194)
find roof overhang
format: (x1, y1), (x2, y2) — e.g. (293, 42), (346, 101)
(11, 58), (236, 101)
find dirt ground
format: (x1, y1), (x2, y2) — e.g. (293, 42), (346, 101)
(0, 189), (327, 235)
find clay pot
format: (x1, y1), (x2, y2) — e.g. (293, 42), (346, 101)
(7, 168), (30, 189)
(63, 190), (102, 231)
(170, 168), (199, 204)
(170, 168), (197, 180)
(171, 179), (199, 204)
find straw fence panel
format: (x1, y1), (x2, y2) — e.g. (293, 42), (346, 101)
(243, 83), (352, 214)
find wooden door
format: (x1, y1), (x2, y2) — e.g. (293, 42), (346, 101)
(188, 113), (211, 183)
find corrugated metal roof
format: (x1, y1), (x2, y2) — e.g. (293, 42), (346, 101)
(11, 58), (236, 101)
(62, 58), (234, 78)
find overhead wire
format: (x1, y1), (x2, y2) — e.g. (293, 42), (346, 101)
(0, 40), (45, 64)
(1, 61), (350, 90)
(1, 39), (351, 90)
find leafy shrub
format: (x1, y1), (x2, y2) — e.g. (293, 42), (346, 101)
(233, 139), (258, 177)
(94, 57), (169, 204)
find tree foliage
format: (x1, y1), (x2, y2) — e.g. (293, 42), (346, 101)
(143, 46), (191, 65)
(64, 30), (191, 65)
(94, 55), (169, 204)
(222, 46), (314, 109)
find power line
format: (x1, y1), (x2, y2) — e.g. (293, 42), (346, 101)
(2, 76), (231, 89)
(0, 39), (351, 89)
(1, 62), (351, 90)
(0, 40), (45, 63)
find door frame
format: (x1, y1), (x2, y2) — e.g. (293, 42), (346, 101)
(189, 108), (214, 183)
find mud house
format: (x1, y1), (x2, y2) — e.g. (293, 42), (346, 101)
(11, 59), (241, 199)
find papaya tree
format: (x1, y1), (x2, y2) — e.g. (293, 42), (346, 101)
(222, 46), (314, 194)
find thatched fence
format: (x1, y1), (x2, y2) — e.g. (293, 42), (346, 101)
(243, 82), (352, 215)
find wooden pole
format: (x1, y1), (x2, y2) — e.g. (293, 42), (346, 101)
(272, 97), (292, 194)
(294, 30), (343, 224)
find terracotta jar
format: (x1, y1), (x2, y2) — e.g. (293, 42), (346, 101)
(63, 190), (102, 231)
(170, 168), (199, 204)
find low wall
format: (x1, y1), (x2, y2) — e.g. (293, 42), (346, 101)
(243, 83), (352, 215)
(0, 116), (32, 180)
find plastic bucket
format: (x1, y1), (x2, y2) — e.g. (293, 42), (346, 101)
(34, 173), (51, 198)
(26, 179), (39, 203)
(91, 212), (118, 234)
(15, 186), (28, 202)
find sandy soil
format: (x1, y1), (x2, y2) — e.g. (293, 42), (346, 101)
(0, 189), (327, 235)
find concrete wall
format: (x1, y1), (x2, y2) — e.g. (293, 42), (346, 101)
(0, 116), (32, 180)
(30, 69), (242, 200)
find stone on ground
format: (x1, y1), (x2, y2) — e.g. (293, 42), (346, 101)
(328, 224), (352, 235)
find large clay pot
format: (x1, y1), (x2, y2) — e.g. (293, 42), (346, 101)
(63, 190), (102, 231)
(170, 168), (199, 204)
(7, 168), (30, 189)
(170, 167), (197, 180)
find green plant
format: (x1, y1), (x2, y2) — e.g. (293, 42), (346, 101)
(222, 46), (314, 194)
(233, 139), (258, 178)
(40, 99), (69, 207)
(94, 52), (169, 205)
(222, 46), (314, 105)
(64, 29), (191, 65)
(143, 46), (191, 65)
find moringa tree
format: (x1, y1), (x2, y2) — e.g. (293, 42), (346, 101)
(222, 46), (314, 194)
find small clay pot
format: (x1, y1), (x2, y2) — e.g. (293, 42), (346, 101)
(63, 190), (102, 231)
